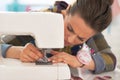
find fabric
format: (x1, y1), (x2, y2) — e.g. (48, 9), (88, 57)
(77, 43), (92, 65)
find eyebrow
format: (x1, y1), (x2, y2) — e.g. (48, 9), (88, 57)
(68, 24), (85, 42)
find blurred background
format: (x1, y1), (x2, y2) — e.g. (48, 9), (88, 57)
(0, 0), (120, 68)
(0, 0), (74, 12)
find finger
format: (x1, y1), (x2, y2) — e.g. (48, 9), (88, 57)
(21, 58), (29, 62)
(28, 51), (40, 60)
(23, 54), (35, 62)
(36, 50), (43, 58)
(20, 56), (33, 62)
(50, 50), (59, 55)
(48, 56), (58, 62)
(48, 55), (64, 63)
(55, 58), (64, 63)
(25, 43), (43, 57)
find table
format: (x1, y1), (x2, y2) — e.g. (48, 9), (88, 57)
(70, 67), (120, 80)
(0, 58), (71, 80)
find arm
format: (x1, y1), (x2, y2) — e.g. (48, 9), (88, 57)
(49, 45), (95, 71)
(1, 35), (43, 62)
(1, 44), (12, 58)
(86, 33), (116, 74)
(1, 43), (43, 62)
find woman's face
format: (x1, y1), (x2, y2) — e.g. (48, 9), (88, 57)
(64, 14), (95, 46)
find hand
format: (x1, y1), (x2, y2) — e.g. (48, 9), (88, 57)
(20, 43), (43, 62)
(48, 50), (82, 68)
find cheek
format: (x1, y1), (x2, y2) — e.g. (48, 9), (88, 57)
(74, 39), (83, 44)
(64, 26), (68, 40)
(64, 21), (69, 39)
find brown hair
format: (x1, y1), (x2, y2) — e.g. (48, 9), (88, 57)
(68, 0), (113, 32)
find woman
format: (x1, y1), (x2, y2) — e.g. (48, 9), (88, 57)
(1, 0), (116, 74)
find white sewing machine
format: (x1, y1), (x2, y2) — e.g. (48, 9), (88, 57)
(0, 12), (71, 80)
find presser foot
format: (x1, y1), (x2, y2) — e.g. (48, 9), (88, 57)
(35, 61), (52, 65)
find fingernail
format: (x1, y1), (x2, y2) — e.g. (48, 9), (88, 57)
(48, 59), (51, 61)
(63, 60), (66, 63)
(52, 60), (56, 63)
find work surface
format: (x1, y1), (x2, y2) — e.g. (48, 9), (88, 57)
(0, 58), (71, 80)
(0, 58), (120, 80)
(71, 66), (120, 80)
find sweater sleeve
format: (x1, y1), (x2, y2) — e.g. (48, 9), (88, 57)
(86, 33), (116, 74)
(1, 44), (12, 58)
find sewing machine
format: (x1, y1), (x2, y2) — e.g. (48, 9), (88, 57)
(0, 12), (71, 80)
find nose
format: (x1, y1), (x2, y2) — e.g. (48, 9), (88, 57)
(68, 35), (77, 43)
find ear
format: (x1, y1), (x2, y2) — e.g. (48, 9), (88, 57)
(61, 5), (71, 18)
(66, 5), (71, 11)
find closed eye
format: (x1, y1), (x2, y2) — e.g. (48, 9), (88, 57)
(67, 24), (85, 42)
(67, 25), (75, 34)
(77, 36), (84, 42)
